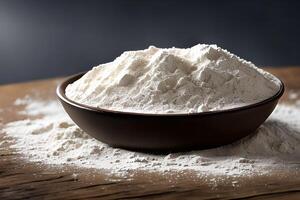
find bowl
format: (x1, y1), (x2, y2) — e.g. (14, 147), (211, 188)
(57, 72), (284, 153)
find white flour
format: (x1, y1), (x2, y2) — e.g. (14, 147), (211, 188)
(2, 97), (300, 177)
(66, 44), (280, 113)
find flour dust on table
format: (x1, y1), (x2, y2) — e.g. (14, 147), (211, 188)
(66, 44), (280, 114)
(2, 96), (300, 178)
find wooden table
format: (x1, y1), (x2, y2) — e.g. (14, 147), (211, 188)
(0, 67), (300, 200)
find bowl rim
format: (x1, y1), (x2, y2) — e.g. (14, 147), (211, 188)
(57, 71), (285, 117)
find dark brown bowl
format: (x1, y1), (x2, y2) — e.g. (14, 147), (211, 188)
(57, 72), (284, 153)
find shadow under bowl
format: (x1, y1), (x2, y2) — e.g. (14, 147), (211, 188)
(57, 72), (284, 153)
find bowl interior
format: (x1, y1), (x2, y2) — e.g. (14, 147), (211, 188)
(57, 72), (285, 117)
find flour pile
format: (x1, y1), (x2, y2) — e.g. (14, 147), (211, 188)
(66, 44), (280, 113)
(3, 97), (300, 176)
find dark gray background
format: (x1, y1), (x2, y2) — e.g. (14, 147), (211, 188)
(0, 0), (300, 84)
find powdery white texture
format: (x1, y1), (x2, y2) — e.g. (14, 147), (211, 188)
(66, 44), (280, 114)
(3, 97), (300, 177)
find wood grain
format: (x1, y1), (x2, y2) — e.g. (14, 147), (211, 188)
(0, 67), (300, 200)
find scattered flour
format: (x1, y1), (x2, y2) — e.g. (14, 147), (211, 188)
(66, 44), (280, 114)
(288, 92), (299, 100)
(288, 90), (300, 107)
(2, 97), (300, 177)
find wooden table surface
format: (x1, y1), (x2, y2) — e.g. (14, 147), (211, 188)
(0, 67), (300, 200)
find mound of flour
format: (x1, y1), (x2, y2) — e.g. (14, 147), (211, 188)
(3, 97), (300, 177)
(66, 44), (280, 113)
